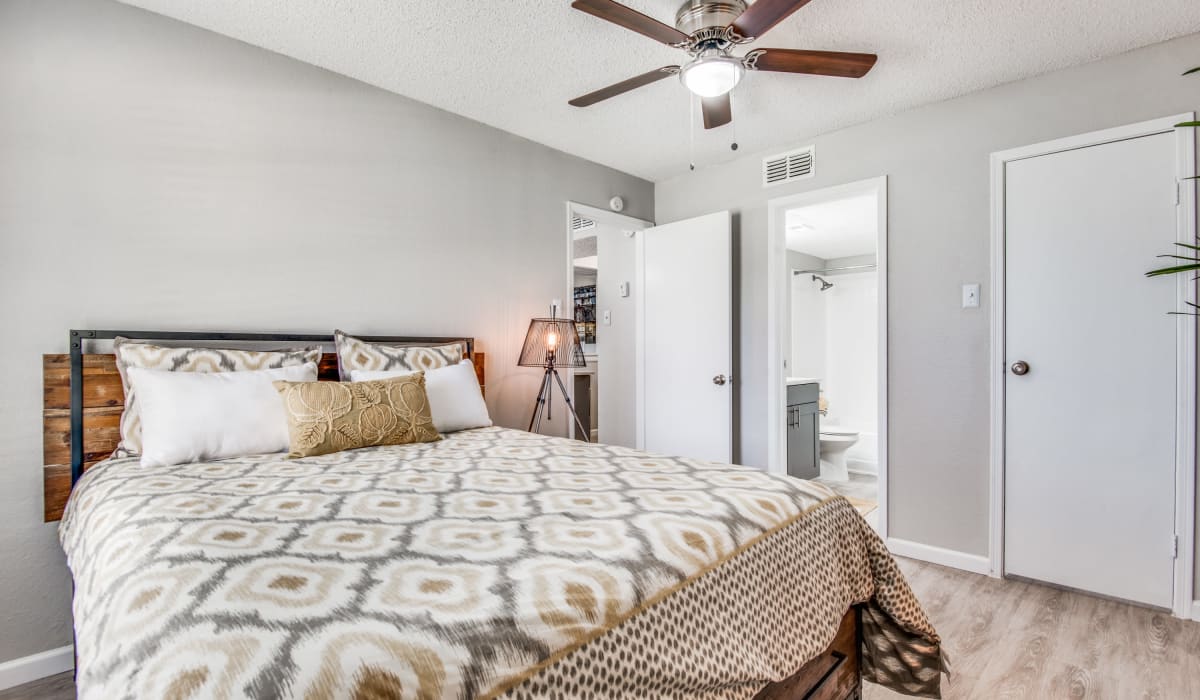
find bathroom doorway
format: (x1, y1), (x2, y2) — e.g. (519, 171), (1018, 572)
(766, 177), (887, 534)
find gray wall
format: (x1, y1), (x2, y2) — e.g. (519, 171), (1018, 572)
(0, 0), (652, 664)
(657, 33), (1200, 564)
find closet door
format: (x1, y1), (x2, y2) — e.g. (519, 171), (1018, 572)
(1004, 130), (1181, 608)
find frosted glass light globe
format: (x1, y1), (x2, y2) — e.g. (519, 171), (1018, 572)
(680, 56), (744, 98)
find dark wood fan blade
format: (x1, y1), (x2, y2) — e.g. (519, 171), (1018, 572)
(569, 66), (680, 107)
(572, 0), (689, 45)
(730, 0), (815, 40)
(746, 49), (877, 78)
(702, 94), (732, 129)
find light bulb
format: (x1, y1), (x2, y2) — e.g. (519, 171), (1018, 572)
(546, 331), (558, 350)
(680, 56), (744, 98)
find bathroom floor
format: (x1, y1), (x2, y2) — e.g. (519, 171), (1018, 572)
(815, 471), (878, 532)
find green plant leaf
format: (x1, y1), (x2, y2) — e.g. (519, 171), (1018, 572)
(1156, 254), (1200, 260)
(1177, 121), (1200, 128)
(1186, 175), (1200, 181)
(1174, 242), (1200, 251)
(1185, 66), (1200, 76)
(1147, 263), (1200, 277)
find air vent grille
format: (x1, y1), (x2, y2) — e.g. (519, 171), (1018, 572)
(571, 215), (596, 233)
(763, 146), (815, 187)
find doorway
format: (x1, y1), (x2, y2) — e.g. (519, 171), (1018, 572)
(990, 115), (1196, 615)
(767, 177), (888, 535)
(565, 203), (651, 446)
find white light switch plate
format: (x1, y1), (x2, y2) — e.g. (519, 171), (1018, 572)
(962, 284), (980, 309)
(619, 282), (630, 298)
(602, 310), (612, 326)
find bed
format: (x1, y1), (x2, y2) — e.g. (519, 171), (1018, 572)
(46, 330), (944, 700)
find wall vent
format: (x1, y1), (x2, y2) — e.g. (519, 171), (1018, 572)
(763, 146), (815, 187)
(571, 215), (596, 233)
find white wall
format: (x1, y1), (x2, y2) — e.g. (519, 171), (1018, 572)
(790, 271), (828, 381)
(595, 223), (638, 448)
(656, 33), (1200, 563)
(786, 250), (826, 377)
(0, 0), (652, 665)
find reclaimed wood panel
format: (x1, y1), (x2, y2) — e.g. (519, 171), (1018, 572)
(43, 347), (484, 522)
(43, 355), (124, 409)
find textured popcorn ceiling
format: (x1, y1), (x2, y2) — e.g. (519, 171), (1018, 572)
(118, 0), (1200, 181)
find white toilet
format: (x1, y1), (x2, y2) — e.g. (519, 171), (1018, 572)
(818, 427), (860, 482)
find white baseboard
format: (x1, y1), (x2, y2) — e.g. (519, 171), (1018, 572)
(0, 645), (73, 692)
(1191, 600), (1200, 623)
(887, 537), (992, 575)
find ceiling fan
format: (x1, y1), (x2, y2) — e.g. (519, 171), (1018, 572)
(568, 0), (877, 129)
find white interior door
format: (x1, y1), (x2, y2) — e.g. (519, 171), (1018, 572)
(1004, 132), (1180, 608)
(638, 211), (732, 462)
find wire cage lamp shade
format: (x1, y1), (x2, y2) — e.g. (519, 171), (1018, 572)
(518, 318), (586, 368)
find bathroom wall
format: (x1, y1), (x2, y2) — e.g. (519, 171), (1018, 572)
(787, 250), (826, 377)
(790, 249), (880, 472)
(822, 268), (879, 470)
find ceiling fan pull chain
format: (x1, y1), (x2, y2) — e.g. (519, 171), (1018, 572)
(729, 91), (739, 152)
(689, 91), (697, 171)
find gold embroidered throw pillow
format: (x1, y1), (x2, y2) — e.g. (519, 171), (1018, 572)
(274, 374), (440, 458)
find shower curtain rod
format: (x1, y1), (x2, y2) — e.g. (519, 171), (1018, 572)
(794, 264), (877, 275)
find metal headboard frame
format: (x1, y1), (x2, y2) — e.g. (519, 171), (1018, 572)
(67, 329), (474, 486)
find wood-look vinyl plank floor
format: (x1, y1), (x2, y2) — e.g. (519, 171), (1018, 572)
(0, 671), (73, 700)
(866, 558), (1200, 699)
(6, 558), (1198, 699)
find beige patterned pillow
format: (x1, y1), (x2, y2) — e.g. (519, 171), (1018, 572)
(113, 338), (323, 458)
(274, 374), (440, 458)
(334, 330), (463, 380)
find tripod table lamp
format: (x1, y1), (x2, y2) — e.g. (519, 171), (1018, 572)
(518, 316), (590, 441)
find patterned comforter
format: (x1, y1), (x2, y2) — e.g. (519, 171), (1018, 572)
(60, 426), (943, 699)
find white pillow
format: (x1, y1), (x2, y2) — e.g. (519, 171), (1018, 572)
(129, 362), (318, 467)
(352, 359), (492, 434)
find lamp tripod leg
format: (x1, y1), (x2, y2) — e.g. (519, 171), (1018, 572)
(551, 368), (591, 443)
(528, 370), (550, 433)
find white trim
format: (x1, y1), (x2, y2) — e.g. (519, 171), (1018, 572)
(886, 538), (991, 575)
(988, 145), (1007, 579)
(988, 114), (1197, 618)
(766, 176), (888, 540)
(0, 645), (73, 692)
(634, 229), (646, 450)
(564, 202), (652, 440)
(1173, 118), (1197, 620)
(1191, 600), (1200, 623)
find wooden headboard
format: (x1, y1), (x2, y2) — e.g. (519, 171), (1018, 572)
(42, 330), (483, 522)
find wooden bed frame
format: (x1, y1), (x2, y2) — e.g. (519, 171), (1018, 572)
(755, 606), (863, 700)
(42, 330), (483, 522)
(42, 329), (862, 699)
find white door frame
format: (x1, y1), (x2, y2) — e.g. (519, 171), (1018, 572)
(564, 202), (653, 440)
(766, 176), (889, 539)
(989, 114), (1197, 618)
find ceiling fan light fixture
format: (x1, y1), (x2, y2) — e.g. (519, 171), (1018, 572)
(680, 55), (744, 98)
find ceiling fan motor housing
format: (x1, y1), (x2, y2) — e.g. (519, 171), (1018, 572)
(675, 0), (747, 50)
